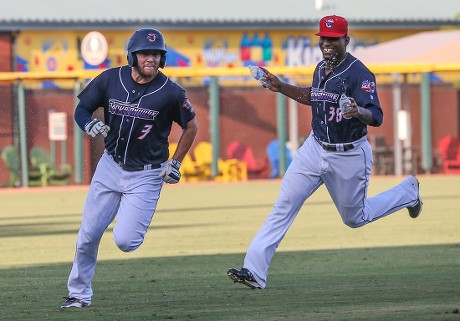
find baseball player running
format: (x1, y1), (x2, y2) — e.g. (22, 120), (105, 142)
(228, 15), (422, 289)
(61, 28), (197, 308)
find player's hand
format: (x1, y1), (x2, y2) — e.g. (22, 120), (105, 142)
(259, 67), (282, 92)
(84, 119), (110, 138)
(343, 97), (360, 118)
(345, 98), (374, 125)
(159, 159), (181, 184)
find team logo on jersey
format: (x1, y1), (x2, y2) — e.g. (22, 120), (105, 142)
(182, 98), (194, 112)
(311, 88), (339, 103)
(109, 99), (159, 120)
(361, 80), (376, 93)
(147, 33), (157, 42)
(325, 18), (335, 30)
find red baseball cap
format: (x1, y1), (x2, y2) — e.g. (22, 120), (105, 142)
(315, 15), (348, 37)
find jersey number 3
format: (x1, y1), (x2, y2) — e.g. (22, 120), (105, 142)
(138, 125), (152, 140)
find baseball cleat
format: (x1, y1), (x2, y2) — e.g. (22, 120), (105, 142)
(227, 267), (262, 289)
(60, 297), (90, 308)
(407, 176), (423, 218)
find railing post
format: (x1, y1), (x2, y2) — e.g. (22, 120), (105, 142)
(17, 82), (29, 187)
(50, 140), (56, 167)
(276, 90), (287, 177)
(61, 141), (67, 165)
(73, 80), (84, 184)
(420, 72), (432, 173)
(288, 79), (299, 152)
(393, 73), (402, 176)
(209, 76), (220, 177)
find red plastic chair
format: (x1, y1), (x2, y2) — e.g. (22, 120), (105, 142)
(438, 135), (460, 173)
(227, 141), (268, 178)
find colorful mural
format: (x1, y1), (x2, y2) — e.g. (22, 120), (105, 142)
(15, 29), (419, 88)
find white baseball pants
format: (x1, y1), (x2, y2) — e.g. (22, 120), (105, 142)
(244, 132), (420, 288)
(66, 152), (164, 304)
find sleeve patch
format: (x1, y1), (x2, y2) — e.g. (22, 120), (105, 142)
(182, 98), (194, 112)
(361, 80), (376, 94)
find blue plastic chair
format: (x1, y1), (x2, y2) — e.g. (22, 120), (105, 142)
(266, 140), (292, 178)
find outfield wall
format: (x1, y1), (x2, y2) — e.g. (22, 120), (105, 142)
(0, 81), (457, 186)
(0, 28), (459, 185)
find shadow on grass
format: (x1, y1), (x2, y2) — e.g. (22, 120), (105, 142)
(1, 192), (457, 238)
(1, 244), (459, 321)
(0, 222), (220, 238)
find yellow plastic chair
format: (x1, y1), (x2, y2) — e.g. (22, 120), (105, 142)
(168, 143), (206, 182)
(193, 141), (247, 182)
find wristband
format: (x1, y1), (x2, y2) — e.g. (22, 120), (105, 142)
(171, 158), (181, 169)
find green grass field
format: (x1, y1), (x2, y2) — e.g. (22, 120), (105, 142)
(0, 175), (459, 321)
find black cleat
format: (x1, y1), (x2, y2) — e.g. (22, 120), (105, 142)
(227, 267), (262, 289)
(60, 297), (90, 308)
(407, 176), (423, 218)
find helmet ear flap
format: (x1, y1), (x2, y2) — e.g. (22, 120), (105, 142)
(159, 54), (166, 68)
(127, 53), (138, 67)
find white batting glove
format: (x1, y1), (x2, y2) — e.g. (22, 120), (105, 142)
(84, 119), (110, 138)
(159, 159), (181, 184)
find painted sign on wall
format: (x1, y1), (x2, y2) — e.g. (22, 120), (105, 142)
(15, 29), (420, 87)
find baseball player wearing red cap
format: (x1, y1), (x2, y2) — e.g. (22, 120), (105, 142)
(228, 15), (422, 289)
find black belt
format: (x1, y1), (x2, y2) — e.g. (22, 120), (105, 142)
(108, 153), (161, 171)
(314, 136), (355, 152)
(116, 162), (161, 172)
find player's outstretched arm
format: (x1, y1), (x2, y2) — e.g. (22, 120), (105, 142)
(259, 67), (311, 105)
(278, 83), (312, 106)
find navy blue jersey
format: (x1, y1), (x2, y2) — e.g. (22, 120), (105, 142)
(75, 65), (195, 166)
(310, 53), (383, 144)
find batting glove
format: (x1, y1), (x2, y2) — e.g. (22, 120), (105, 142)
(159, 159), (181, 184)
(84, 119), (110, 138)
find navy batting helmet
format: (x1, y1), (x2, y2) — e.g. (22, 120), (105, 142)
(127, 28), (167, 68)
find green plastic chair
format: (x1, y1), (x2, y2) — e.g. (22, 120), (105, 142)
(1, 145), (20, 187)
(30, 146), (72, 186)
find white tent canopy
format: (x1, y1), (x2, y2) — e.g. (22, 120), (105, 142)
(353, 29), (460, 64)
